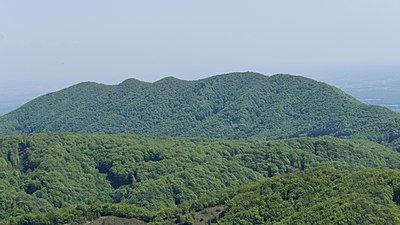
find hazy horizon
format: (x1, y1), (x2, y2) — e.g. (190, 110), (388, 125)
(1, 1), (399, 114)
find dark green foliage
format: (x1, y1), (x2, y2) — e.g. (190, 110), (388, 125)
(217, 168), (400, 224)
(1, 73), (400, 146)
(1, 133), (400, 223)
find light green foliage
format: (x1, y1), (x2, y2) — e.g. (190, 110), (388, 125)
(218, 168), (400, 225)
(1, 133), (400, 224)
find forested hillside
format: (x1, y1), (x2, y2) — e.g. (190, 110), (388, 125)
(218, 167), (400, 224)
(2, 73), (400, 224)
(1, 73), (400, 147)
(1, 133), (400, 224)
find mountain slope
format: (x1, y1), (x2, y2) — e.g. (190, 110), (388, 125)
(1, 72), (400, 145)
(1, 133), (400, 220)
(217, 167), (400, 224)
(4, 167), (400, 224)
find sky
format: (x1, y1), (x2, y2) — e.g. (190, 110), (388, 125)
(0, 0), (400, 114)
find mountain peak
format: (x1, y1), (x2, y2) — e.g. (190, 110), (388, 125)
(154, 76), (185, 84)
(118, 78), (148, 86)
(202, 71), (267, 80)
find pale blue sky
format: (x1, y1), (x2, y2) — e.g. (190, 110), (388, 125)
(0, 0), (399, 112)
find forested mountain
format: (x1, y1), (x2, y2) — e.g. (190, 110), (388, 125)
(2, 73), (400, 224)
(1, 72), (400, 147)
(1, 133), (400, 224)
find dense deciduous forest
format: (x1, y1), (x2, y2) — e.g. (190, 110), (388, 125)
(1, 73), (400, 224)
(1, 133), (400, 224)
(1, 73), (400, 147)
(218, 167), (400, 224)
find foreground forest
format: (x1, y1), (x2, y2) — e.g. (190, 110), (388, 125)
(218, 167), (400, 224)
(1, 133), (400, 224)
(1, 73), (400, 224)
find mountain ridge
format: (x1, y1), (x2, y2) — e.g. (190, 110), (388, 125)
(2, 72), (400, 224)
(0, 72), (399, 147)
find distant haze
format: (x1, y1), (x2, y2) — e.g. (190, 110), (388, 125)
(0, 1), (399, 114)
